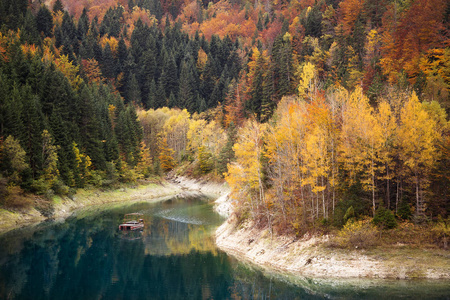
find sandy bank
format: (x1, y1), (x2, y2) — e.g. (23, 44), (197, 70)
(216, 216), (450, 280)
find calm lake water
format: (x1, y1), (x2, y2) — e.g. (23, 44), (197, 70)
(0, 195), (449, 299)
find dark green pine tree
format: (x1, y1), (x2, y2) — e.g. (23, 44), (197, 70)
(138, 48), (157, 106)
(117, 52), (135, 98)
(115, 105), (142, 166)
(8, 43), (30, 85)
(26, 55), (45, 93)
(303, 4), (322, 38)
(350, 16), (366, 63)
(126, 73), (141, 104)
(272, 34), (294, 98)
(59, 12), (78, 57)
(155, 79), (167, 108)
(226, 50), (242, 80)
(117, 38), (128, 72)
(197, 95), (207, 113)
(0, 73), (10, 137)
(209, 67), (229, 108)
(147, 79), (157, 109)
(101, 43), (117, 79)
(36, 5), (53, 38)
(76, 85), (105, 170)
(20, 85), (44, 178)
(178, 60), (195, 111)
(38, 65), (77, 121)
(4, 84), (25, 141)
(128, 0), (135, 10)
(99, 6), (124, 38)
(49, 111), (76, 186)
(168, 91), (177, 108)
(52, 0), (64, 13)
(256, 10), (264, 31)
(160, 53), (178, 99)
(200, 55), (218, 102)
(0, 0), (27, 30)
(130, 19), (149, 60)
(79, 35), (94, 59)
(77, 8), (90, 39)
(22, 9), (40, 45)
(93, 36), (103, 63)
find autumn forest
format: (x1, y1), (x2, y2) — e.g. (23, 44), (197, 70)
(0, 0), (449, 237)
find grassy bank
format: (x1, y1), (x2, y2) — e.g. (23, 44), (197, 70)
(0, 179), (183, 235)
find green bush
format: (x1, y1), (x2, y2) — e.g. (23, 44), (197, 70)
(343, 206), (355, 223)
(30, 178), (51, 195)
(52, 180), (69, 196)
(373, 206), (398, 229)
(398, 200), (412, 220)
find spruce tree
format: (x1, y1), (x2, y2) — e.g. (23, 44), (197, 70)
(147, 79), (157, 109)
(161, 53), (178, 98)
(168, 91), (177, 108)
(20, 85), (44, 177)
(22, 9), (40, 45)
(52, 0), (64, 13)
(178, 60), (195, 111)
(101, 43), (116, 79)
(77, 8), (90, 39)
(155, 80), (166, 108)
(36, 5), (53, 37)
(126, 73), (141, 104)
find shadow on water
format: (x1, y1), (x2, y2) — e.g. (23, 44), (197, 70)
(0, 195), (449, 300)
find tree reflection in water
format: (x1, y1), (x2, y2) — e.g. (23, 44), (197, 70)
(0, 196), (449, 300)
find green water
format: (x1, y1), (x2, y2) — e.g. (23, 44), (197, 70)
(0, 195), (449, 299)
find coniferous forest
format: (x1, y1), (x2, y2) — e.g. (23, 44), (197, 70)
(0, 0), (449, 241)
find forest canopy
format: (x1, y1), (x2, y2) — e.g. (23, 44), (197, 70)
(0, 0), (448, 232)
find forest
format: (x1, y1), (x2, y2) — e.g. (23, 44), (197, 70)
(0, 0), (449, 239)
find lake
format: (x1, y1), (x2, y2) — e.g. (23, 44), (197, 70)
(0, 195), (449, 299)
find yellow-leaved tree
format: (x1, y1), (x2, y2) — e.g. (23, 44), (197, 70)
(158, 137), (176, 172)
(298, 62), (317, 100)
(54, 54), (83, 90)
(225, 119), (267, 222)
(397, 92), (441, 218)
(301, 98), (334, 219)
(375, 101), (397, 209)
(339, 87), (383, 215)
(265, 97), (307, 229)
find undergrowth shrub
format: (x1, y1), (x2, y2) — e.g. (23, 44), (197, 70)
(30, 178), (51, 195)
(52, 180), (69, 196)
(431, 217), (449, 249)
(1, 185), (33, 210)
(373, 206), (397, 229)
(337, 218), (379, 249)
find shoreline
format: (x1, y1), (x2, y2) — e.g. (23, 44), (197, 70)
(215, 216), (450, 280)
(0, 176), (230, 236)
(0, 180), (183, 235)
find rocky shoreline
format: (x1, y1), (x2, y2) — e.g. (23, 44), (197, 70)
(215, 215), (450, 280)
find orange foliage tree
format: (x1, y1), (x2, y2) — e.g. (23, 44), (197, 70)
(380, 0), (447, 83)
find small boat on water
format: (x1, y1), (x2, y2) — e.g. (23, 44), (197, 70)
(119, 213), (144, 231)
